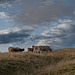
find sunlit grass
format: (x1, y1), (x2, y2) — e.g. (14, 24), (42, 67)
(0, 48), (75, 75)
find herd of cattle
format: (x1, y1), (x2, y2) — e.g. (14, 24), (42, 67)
(8, 45), (52, 53)
(8, 47), (24, 52)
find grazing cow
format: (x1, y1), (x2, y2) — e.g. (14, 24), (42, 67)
(33, 49), (42, 53)
(32, 45), (52, 53)
(8, 47), (24, 52)
(28, 48), (33, 52)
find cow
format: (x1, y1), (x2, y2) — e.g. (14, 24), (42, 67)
(8, 47), (24, 52)
(32, 45), (52, 53)
(28, 48), (33, 52)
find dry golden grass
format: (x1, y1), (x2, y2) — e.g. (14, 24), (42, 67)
(0, 48), (75, 75)
(36, 48), (75, 75)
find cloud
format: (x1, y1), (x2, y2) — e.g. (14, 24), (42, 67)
(13, 0), (75, 26)
(0, 26), (33, 34)
(0, 26), (33, 44)
(37, 19), (75, 49)
(0, 12), (9, 18)
(0, 0), (9, 4)
(1, 0), (75, 26)
(0, 0), (75, 50)
(9, 44), (14, 46)
(0, 0), (75, 26)
(0, 0), (14, 4)
(0, 0), (15, 8)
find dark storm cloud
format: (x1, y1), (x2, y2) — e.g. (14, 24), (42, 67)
(1, 0), (75, 25)
(0, 0), (14, 4)
(14, 0), (75, 25)
(0, 0), (75, 49)
(0, 29), (31, 44)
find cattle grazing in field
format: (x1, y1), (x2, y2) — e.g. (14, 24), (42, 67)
(28, 45), (52, 53)
(33, 46), (52, 53)
(28, 48), (33, 52)
(8, 47), (24, 52)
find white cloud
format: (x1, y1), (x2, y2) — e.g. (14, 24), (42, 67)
(0, 30), (9, 35)
(73, 11), (75, 15)
(22, 26), (33, 30)
(9, 44), (14, 46)
(0, 26), (33, 35)
(37, 39), (53, 46)
(0, 12), (9, 18)
(37, 19), (75, 49)
(0, 28), (21, 35)
(57, 23), (71, 29)
(58, 19), (72, 23)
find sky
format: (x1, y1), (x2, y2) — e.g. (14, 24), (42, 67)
(0, 0), (75, 52)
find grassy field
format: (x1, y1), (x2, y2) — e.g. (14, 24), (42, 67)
(0, 48), (75, 75)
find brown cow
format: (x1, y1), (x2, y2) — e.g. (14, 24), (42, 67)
(28, 48), (33, 52)
(32, 45), (52, 53)
(8, 47), (24, 52)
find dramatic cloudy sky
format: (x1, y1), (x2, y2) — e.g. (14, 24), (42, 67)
(0, 0), (75, 52)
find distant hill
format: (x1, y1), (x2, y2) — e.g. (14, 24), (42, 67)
(0, 48), (75, 75)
